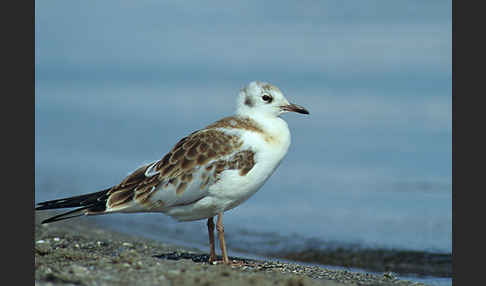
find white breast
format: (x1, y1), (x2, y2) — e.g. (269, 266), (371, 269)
(162, 117), (291, 221)
(208, 117), (291, 211)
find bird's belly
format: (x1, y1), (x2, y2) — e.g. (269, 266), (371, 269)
(162, 172), (266, 221)
(209, 150), (285, 212)
(162, 195), (225, 221)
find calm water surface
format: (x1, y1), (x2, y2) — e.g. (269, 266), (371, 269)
(35, 81), (451, 285)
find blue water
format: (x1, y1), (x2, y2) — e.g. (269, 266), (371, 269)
(35, 80), (451, 286)
(35, 79), (451, 250)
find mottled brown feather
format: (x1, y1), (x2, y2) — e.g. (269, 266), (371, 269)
(176, 182), (187, 195)
(181, 157), (197, 169)
(116, 164), (150, 188)
(182, 138), (198, 150)
(161, 163), (175, 176)
(168, 177), (178, 186)
(133, 174), (160, 203)
(173, 136), (188, 150)
(105, 122), (258, 208)
(197, 154), (208, 165)
(204, 150), (256, 183)
(107, 190), (135, 208)
(199, 142), (209, 153)
(186, 145), (199, 159)
(206, 116), (265, 134)
(170, 148), (185, 163)
(152, 129), (243, 195)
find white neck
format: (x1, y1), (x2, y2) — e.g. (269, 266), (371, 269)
(243, 112), (291, 154)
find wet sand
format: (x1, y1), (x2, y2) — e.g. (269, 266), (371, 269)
(35, 211), (433, 286)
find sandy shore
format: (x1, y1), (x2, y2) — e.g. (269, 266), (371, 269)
(35, 211), (432, 286)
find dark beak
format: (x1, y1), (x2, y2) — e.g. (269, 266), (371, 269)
(281, 103), (309, 115)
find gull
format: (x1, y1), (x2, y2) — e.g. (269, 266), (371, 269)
(35, 81), (309, 264)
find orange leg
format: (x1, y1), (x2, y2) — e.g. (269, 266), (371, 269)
(216, 212), (230, 264)
(207, 217), (216, 263)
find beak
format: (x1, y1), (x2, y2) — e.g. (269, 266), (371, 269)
(281, 103), (309, 115)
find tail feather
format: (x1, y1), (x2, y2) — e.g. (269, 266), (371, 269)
(38, 206), (92, 224)
(36, 188), (111, 224)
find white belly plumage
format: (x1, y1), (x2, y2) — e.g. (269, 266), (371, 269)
(163, 161), (277, 221)
(156, 128), (290, 221)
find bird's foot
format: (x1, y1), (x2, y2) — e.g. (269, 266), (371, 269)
(208, 254), (217, 264)
(208, 257), (253, 267)
(207, 257), (230, 265)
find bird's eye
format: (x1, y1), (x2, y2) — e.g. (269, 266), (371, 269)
(262, 94), (273, 103)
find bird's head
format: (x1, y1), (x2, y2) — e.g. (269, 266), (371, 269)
(236, 81), (309, 118)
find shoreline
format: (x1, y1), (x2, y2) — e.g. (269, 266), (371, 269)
(91, 213), (452, 278)
(270, 246), (451, 278)
(35, 212), (441, 286)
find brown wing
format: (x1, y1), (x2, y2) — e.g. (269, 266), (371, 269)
(105, 128), (244, 209)
(106, 164), (159, 209)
